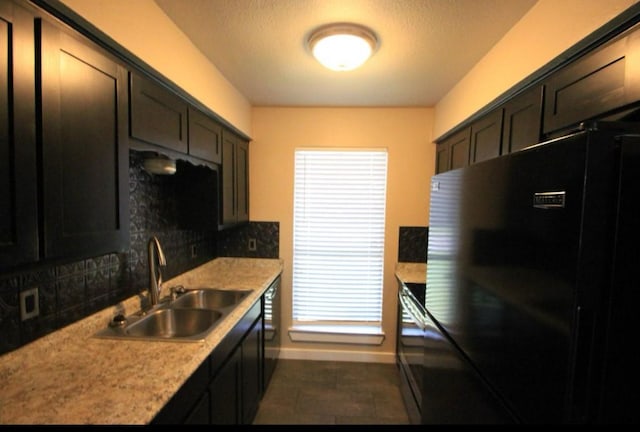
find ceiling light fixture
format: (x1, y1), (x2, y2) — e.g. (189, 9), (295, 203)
(142, 153), (177, 175)
(307, 23), (378, 72)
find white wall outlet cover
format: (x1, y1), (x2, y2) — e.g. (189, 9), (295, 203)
(20, 287), (40, 321)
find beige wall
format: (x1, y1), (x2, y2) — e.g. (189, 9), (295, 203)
(56, 0), (639, 361)
(434, 0), (640, 139)
(60, 0), (253, 136)
(250, 107), (434, 361)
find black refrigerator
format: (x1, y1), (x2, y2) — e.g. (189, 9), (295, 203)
(423, 122), (640, 424)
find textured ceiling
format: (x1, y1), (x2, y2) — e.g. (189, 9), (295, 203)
(154, 0), (537, 107)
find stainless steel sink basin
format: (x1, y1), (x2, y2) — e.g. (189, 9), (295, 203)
(124, 308), (223, 340)
(94, 288), (251, 342)
(170, 288), (250, 310)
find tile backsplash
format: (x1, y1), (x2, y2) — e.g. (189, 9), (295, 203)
(217, 221), (279, 258)
(398, 226), (429, 263)
(1, 150), (281, 355)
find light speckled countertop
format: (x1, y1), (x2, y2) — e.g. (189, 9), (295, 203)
(395, 262), (427, 284)
(0, 257), (283, 425)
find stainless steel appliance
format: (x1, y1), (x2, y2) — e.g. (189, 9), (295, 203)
(263, 275), (281, 390)
(425, 122), (640, 423)
(396, 281), (426, 424)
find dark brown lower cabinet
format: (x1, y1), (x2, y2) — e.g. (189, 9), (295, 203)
(184, 393), (210, 425)
(241, 315), (263, 424)
(210, 349), (241, 424)
(153, 296), (264, 425)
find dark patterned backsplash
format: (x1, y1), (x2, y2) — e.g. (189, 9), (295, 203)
(1, 150), (281, 355)
(127, 152), (218, 292)
(217, 221), (279, 258)
(398, 226), (429, 263)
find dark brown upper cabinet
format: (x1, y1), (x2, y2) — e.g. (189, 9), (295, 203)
(188, 107), (222, 164)
(38, 18), (129, 259)
(0, 2), (38, 269)
(435, 127), (471, 173)
(543, 22), (640, 136)
(470, 109), (504, 164)
(130, 72), (188, 153)
(502, 85), (544, 154)
(435, 141), (450, 174)
(220, 130), (249, 228)
(439, 127), (472, 173)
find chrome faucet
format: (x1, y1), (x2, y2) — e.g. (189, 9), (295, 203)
(148, 236), (166, 306)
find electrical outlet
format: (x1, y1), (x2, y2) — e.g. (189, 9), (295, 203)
(248, 238), (257, 251)
(20, 287), (39, 321)
(191, 244), (198, 258)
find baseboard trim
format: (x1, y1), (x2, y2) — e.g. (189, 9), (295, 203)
(278, 347), (397, 364)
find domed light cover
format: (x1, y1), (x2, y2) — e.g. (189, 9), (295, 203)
(308, 24), (378, 71)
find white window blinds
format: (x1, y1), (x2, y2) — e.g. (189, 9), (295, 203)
(292, 149), (388, 325)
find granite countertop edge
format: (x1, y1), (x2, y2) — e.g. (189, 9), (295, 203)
(0, 257), (283, 425)
(394, 262), (427, 285)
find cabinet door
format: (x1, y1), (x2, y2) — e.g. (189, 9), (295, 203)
(502, 85), (543, 154)
(236, 138), (249, 224)
(241, 316), (263, 425)
(130, 72), (188, 153)
(220, 130), (250, 228)
(153, 357), (211, 424)
(184, 393), (210, 425)
(188, 107), (222, 163)
(0, 3), (38, 268)
(221, 131), (237, 226)
(470, 109), (503, 164)
(444, 128), (471, 170)
(435, 142), (450, 174)
(543, 23), (640, 135)
(210, 348), (241, 424)
(39, 19), (129, 259)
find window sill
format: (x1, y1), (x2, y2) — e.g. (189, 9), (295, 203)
(288, 325), (385, 345)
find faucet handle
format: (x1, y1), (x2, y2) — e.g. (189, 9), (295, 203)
(170, 285), (186, 300)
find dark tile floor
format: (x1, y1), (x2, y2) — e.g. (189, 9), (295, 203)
(253, 359), (411, 425)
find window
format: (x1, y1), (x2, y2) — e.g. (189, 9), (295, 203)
(291, 149), (388, 343)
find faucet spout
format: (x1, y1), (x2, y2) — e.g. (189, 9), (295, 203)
(148, 236), (166, 306)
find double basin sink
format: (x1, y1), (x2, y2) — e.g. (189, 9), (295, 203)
(95, 288), (250, 342)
